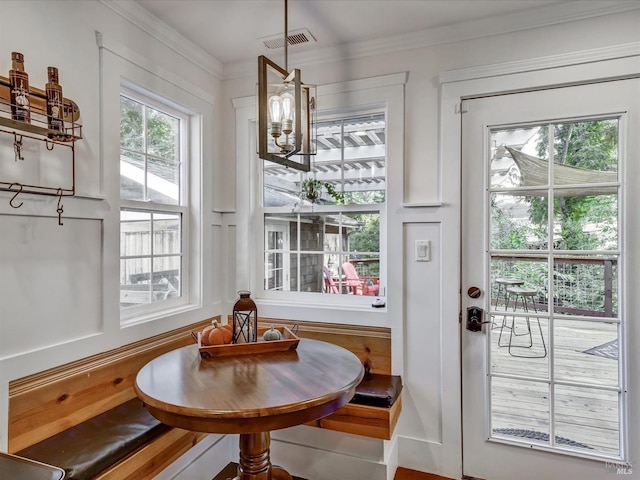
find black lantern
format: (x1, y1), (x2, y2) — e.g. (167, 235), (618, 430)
(232, 291), (257, 343)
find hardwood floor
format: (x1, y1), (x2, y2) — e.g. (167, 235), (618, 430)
(395, 467), (456, 480)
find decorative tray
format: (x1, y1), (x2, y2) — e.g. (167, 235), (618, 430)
(192, 326), (299, 359)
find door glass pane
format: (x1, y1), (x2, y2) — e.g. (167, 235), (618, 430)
(490, 315), (548, 379)
(491, 377), (550, 444)
(555, 385), (620, 455)
(552, 194), (618, 251)
(554, 320), (619, 387)
(553, 256), (618, 318)
(491, 126), (548, 189)
(550, 119), (618, 174)
(487, 118), (622, 459)
(490, 193), (548, 250)
(264, 221), (289, 291)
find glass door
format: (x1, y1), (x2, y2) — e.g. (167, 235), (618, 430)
(462, 79), (639, 479)
(264, 223), (290, 291)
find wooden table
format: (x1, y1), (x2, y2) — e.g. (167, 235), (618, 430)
(135, 339), (364, 480)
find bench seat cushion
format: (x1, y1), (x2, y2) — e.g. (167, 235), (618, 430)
(350, 373), (402, 408)
(15, 398), (171, 480)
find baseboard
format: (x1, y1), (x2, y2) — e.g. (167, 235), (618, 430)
(269, 434), (390, 480)
(154, 433), (232, 480)
(397, 436), (462, 480)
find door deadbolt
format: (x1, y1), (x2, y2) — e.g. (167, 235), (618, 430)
(467, 286), (482, 298)
(466, 306), (487, 332)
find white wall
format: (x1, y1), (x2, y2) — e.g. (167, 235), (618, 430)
(224, 6), (640, 479)
(0, 1), (638, 479)
(0, 0), (224, 454)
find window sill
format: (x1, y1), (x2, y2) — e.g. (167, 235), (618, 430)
(255, 297), (388, 327)
(120, 303), (201, 328)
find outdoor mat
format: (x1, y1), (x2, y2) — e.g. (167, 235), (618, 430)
(492, 428), (593, 449)
(213, 462), (309, 480)
(582, 339), (618, 360)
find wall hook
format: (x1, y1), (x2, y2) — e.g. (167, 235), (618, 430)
(56, 188), (64, 226)
(14, 133), (24, 161)
(9, 183), (24, 208)
(45, 139), (55, 151)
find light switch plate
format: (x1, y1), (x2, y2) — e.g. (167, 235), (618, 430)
(415, 240), (430, 262)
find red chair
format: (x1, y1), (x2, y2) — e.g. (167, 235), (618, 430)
(342, 262), (379, 296)
(323, 266), (339, 294)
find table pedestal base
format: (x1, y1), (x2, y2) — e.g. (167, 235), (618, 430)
(234, 432), (293, 480)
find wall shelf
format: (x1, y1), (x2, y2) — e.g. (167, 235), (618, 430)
(0, 74), (82, 224)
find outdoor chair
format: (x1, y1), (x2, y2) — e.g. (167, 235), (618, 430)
(323, 266), (340, 294)
(498, 286), (547, 358)
(342, 261), (379, 296)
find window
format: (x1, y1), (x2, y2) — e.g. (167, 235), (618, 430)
(119, 89), (188, 314)
(261, 112), (386, 299)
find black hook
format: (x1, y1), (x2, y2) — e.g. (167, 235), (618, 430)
(14, 134), (24, 161)
(9, 183), (23, 208)
(56, 188), (64, 226)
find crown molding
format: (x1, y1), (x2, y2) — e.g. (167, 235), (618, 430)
(439, 42), (640, 84)
(223, 0), (640, 80)
(99, 0), (640, 82)
(98, 0), (223, 79)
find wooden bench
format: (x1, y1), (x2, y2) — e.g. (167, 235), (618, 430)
(8, 319), (213, 480)
(257, 318), (402, 440)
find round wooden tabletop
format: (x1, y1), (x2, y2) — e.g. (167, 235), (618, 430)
(135, 338), (364, 434)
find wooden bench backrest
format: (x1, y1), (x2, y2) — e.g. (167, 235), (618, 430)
(8, 318), (213, 453)
(256, 318), (391, 375)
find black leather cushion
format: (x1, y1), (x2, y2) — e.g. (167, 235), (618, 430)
(16, 398), (171, 480)
(350, 373), (402, 408)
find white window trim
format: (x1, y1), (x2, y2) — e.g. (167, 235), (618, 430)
(119, 86), (192, 323)
(97, 32), (212, 334)
(233, 72), (406, 319)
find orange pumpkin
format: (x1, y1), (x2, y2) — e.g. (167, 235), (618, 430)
(200, 325), (216, 345)
(206, 320), (233, 345)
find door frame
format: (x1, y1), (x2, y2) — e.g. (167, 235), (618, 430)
(264, 220), (290, 291)
(438, 48), (640, 479)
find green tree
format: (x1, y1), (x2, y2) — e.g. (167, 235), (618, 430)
(530, 119), (618, 251)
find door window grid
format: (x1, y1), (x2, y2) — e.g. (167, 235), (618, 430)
(485, 117), (624, 459)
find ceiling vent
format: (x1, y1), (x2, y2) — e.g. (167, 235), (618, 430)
(259, 28), (316, 50)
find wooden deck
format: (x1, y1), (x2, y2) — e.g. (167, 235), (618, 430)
(488, 313), (620, 456)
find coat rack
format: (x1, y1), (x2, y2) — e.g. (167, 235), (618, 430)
(0, 74), (82, 225)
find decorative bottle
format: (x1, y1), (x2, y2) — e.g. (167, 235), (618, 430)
(9, 52), (30, 123)
(46, 66), (65, 138)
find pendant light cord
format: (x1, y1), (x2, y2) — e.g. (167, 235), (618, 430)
(284, 0), (288, 72)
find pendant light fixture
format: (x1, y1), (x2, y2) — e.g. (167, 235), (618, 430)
(257, 0), (316, 171)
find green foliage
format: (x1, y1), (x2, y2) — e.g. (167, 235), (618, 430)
(120, 96), (178, 163)
(533, 120), (618, 251)
(300, 179), (346, 204)
(348, 213), (380, 254)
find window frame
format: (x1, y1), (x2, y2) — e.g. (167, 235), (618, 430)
(257, 108), (388, 307)
(119, 86), (192, 322)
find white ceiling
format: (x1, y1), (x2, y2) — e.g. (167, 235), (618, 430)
(131, 0), (595, 66)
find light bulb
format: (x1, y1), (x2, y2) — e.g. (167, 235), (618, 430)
(281, 91), (294, 134)
(268, 94), (283, 137)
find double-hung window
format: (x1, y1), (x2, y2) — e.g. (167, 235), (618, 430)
(119, 89), (188, 316)
(261, 112), (386, 300)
